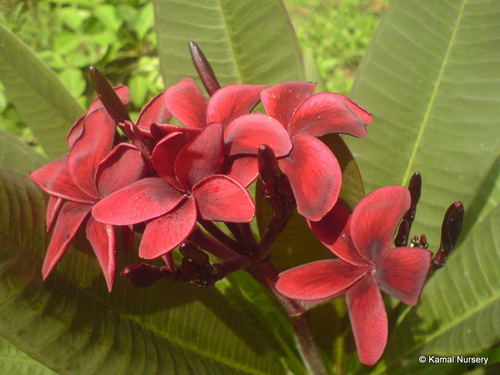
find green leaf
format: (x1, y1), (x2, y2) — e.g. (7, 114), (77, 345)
(0, 168), (288, 374)
(378, 205), (500, 372)
(0, 335), (56, 375)
(0, 129), (47, 175)
(153, 0), (305, 87)
(347, 0), (500, 242)
(0, 23), (84, 159)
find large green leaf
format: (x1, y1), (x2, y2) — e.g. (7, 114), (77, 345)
(153, 0), (305, 87)
(0, 23), (84, 160)
(0, 168), (288, 374)
(347, 0), (500, 242)
(0, 335), (56, 375)
(0, 129), (47, 175)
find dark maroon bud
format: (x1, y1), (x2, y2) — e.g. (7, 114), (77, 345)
(189, 41), (221, 97)
(258, 145), (278, 198)
(395, 172), (422, 247)
(433, 202), (464, 269)
(89, 66), (131, 123)
(121, 263), (171, 287)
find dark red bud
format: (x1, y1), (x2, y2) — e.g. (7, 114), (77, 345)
(408, 172), (422, 208)
(121, 263), (171, 287)
(395, 172), (422, 247)
(189, 41), (221, 97)
(258, 144), (278, 197)
(433, 201), (464, 269)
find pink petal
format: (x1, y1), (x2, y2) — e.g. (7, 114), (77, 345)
(207, 84), (267, 127)
(346, 274), (388, 366)
(68, 109), (116, 199)
(164, 77), (208, 128)
(136, 92), (172, 132)
(92, 177), (185, 225)
(351, 186), (411, 261)
(276, 259), (367, 301)
(261, 81), (316, 130)
(193, 175), (255, 222)
(174, 123), (224, 189)
(42, 202), (92, 281)
(308, 202), (367, 266)
(88, 85), (130, 114)
(150, 123), (201, 140)
(86, 217), (116, 292)
(223, 114), (292, 157)
(139, 198), (197, 259)
(226, 156), (259, 187)
(288, 93), (372, 138)
(30, 156), (94, 204)
(279, 136), (341, 221)
(96, 143), (146, 197)
(46, 196), (64, 233)
(375, 247), (432, 305)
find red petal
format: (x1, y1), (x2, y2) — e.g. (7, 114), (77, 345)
(30, 156), (94, 204)
(288, 93), (372, 138)
(46, 196), (64, 233)
(66, 115), (85, 148)
(223, 114), (292, 157)
(164, 78), (208, 128)
(226, 156), (259, 187)
(96, 143), (146, 197)
(276, 259), (367, 301)
(86, 217), (116, 292)
(375, 247), (432, 305)
(42, 202), (92, 280)
(92, 177), (185, 225)
(351, 186), (411, 261)
(68, 109), (116, 199)
(136, 92), (172, 132)
(279, 136), (341, 221)
(308, 202), (367, 266)
(346, 274), (388, 366)
(150, 123), (201, 140)
(193, 175), (255, 222)
(261, 81), (316, 130)
(139, 198), (197, 259)
(174, 123), (224, 189)
(207, 84), (267, 127)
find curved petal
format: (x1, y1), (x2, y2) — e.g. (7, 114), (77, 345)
(207, 84), (267, 127)
(96, 143), (146, 197)
(92, 177), (185, 225)
(66, 115), (85, 148)
(261, 81), (316, 130)
(42, 202), (92, 281)
(150, 123), (201, 141)
(346, 274), (388, 366)
(375, 247), (432, 305)
(164, 77), (208, 128)
(46, 196), (64, 233)
(175, 123), (224, 189)
(308, 201), (367, 266)
(136, 92), (172, 132)
(86, 217), (116, 292)
(226, 156), (259, 187)
(139, 198), (197, 259)
(68, 109), (116, 199)
(288, 92), (372, 138)
(351, 186), (411, 261)
(279, 136), (341, 221)
(224, 114), (292, 157)
(30, 156), (94, 204)
(193, 175), (255, 222)
(276, 259), (367, 301)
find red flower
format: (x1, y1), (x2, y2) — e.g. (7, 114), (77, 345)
(92, 122), (256, 260)
(275, 186), (432, 365)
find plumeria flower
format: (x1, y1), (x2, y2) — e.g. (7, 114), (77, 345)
(30, 99), (146, 291)
(275, 186), (432, 365)
(92, 122), (256, 260)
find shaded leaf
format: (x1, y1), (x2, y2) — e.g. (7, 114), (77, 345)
(0, 129), (47, 175)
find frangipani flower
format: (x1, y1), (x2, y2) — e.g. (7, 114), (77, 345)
(276, 186), (432, 365)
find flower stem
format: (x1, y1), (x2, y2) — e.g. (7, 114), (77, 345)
(197, 220), (241, 254)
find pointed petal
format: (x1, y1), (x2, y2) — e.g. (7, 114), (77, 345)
(261, 81), (316, 130)
(42, 202), (92, 280)
(139, 198), (197, 259)
(207, 84), (267, 127)
(164, 77), (208, 128)
(226, 156), (259, 187)
(279, 136), (341, 221)
(175, 123), (224, 189)
(346, 275), (388, 366)
(193, 175), (255, 222)
(375, 247), (432, 305)
(276, 259), (367, 301)
(30, 156), (93, 204)
(136, 92), (172, 133)
(92, 177), (185, 225)
(68, 109), (116, 199)
(86, 217), (116, 291)
(351, 186), (411, 261)
(308, 201), (367, 266)
(46, 196), (64, 233)
(96, 143), (146, 197)
(288, 93), (372, 138)
(224, 114), (292, 157)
